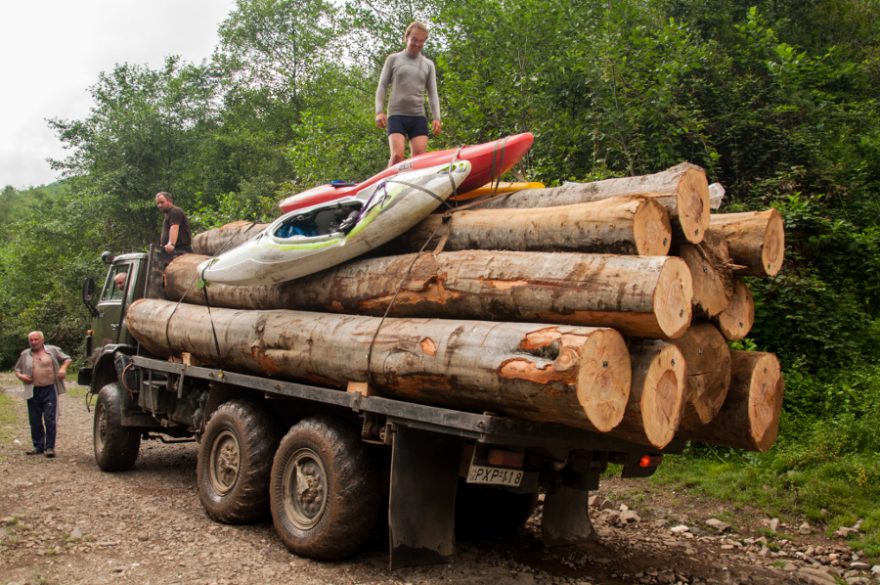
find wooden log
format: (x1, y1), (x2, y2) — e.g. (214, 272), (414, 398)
(682, 350), (783, 451)
(612, 340), (686, 448)
(677, 231), (735, 318)
(396, 196), (671, 256)
(713, 279), (754, 341)
(709, 209), (784, 276)
(126, 299), (632, 433)
(671, 323), (732, 430)
(475, 162), (710, 244)
(166, 251), (694, 339)
(192, 220), (267, 256)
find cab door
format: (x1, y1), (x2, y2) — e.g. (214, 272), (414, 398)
(93, 262), (136, 347)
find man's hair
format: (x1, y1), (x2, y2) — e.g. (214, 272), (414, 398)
(404, 21), (429, 42)
(156, 191), (173, 203)
(28, 331), (44, 341)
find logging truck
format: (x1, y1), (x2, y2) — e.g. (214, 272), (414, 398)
(77, 247), (673, 568)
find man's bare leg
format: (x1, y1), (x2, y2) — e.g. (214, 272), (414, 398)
(388, 133), (407, 167)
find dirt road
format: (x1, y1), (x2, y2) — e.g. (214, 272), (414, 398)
(1, 375), (876, 585)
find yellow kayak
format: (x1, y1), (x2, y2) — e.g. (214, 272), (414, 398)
(450, 181), (544, 201)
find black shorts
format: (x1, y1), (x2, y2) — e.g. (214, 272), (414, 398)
(387, 115), (429, 139)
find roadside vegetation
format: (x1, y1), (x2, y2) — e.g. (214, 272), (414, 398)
(1, 0), (878, 559)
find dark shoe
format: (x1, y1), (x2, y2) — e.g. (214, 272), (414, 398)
(26, 448), (44, 455)
(44, 449), (56, 458)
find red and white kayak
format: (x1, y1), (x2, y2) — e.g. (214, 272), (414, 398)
(278, 132), (533, 213)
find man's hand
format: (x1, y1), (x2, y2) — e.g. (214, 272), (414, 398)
(375, 112), (387, 129)
(164, 243), (175, 253)
(432, 119), (442, 136)
(15, 372), (32, 384)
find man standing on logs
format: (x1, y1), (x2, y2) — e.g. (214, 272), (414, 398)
(155, 192), (193, 258)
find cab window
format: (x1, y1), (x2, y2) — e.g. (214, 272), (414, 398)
(101, 266), (130, 302)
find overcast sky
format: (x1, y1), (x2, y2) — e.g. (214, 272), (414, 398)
(0, 1), (238, 190)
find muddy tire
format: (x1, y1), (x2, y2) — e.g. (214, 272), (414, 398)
(455, 482), (539, 539)
(93, 383), (141, 471)
(197, 400), (277, 524)
(270, 416), (380, 560)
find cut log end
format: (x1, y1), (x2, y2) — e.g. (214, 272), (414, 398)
(748, 353), (785, 451)
(715, 280), (755, 341)
(575, 329), (631, 433)
(639, 344), (687, 448)
(674, 323), (732, 429)
(632, 198), (672, 256)
(762, 208), (785, 276)
(675, 166), (710, 244)
(653, 257), (694, 339)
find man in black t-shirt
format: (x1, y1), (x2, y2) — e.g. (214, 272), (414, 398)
(155, 191), (192, 256)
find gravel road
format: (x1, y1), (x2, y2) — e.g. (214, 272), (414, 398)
(1, 375), (877, 585)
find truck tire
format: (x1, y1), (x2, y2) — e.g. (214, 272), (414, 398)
(455, 482), (539, 539)
(270, 416), (380, 560)
(197, 400), (277, 524)
(93, 383), (141, 471)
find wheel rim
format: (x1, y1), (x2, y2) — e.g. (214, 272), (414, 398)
(282, 448), (328, 529)
(95, 403), (108, 454)
(209, 429), (241, 495)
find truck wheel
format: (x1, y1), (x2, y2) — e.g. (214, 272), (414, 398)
(93, 383), (141, 471)
(270, 416), (380, 560)
(455, 482), (539, 539)
(197, 400), (277, 524)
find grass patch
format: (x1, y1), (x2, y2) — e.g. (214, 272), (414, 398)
(0, 390), (18, 444)
(650, 427), (880, 558)
(645, 362), (880, 560)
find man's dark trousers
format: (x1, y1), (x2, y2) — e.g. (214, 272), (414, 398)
(27, 384), (57, 451)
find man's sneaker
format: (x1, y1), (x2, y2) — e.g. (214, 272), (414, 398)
(26, 448), (44, 455)
(44, 449), (56, 458)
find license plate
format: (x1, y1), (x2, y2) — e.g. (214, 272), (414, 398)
(466, 464), (524, 487)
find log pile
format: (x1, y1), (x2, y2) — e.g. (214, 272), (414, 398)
(133, 161), (785, 452)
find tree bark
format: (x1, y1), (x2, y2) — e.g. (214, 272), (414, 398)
(612, 340), (687, 448)
(192, 220), (267, 256)
(126, 299), (632, 433)
(714, 279), (755, 341)
(708, 209), (785, 276)
(395, 196), (671, 256)
(677, 230), (735, 318)
(166, 251), (694, 339)
(474, 162), (709, 244)
(671, 323), (732, 430)
(681, 350), (783, 451)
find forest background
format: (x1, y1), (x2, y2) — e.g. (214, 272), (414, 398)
(1, 0), (879, 557)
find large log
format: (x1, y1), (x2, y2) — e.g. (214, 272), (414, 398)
(682, 350), (783, 451)
(713, 279), (754, 341)
(612, 340), (686, 448)
(671, 323), (732, 430)
(126, 299), (632, 433)
(192, 220), (267, 256)
(677, 230), (735, 318)
(708, 209), (784, 276)
(166, 252), (694, 339)
(475, 162), (710, 244)
(396, 196), (671, 256)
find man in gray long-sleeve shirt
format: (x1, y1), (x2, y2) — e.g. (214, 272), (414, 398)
(375, 21), (442, 167)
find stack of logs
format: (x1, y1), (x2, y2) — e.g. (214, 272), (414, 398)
(126, 162), (786, 452)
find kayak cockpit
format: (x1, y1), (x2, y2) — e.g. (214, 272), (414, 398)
(273, 200), (364, 240)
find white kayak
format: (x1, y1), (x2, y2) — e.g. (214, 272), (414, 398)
(197, 161), (471, 285)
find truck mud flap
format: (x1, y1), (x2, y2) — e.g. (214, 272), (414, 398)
(541, 485), (595, 546)
(388, 424), (459, 569)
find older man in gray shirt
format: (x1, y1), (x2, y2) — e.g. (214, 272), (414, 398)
(375, 21), (442, 167)
(14, 331), (71, 458)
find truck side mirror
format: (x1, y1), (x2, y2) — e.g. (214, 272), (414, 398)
(83, 277), (99, 317)
(101, 251), (115, 265)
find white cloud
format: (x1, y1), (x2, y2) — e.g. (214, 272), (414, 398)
(0, 0), (237, 189)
